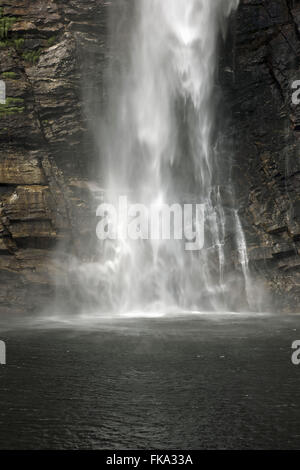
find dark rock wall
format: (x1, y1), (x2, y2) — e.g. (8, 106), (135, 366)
(0, 0), (108, 313)
(231, 0), (300, 311)
(0, 0), (299, 313)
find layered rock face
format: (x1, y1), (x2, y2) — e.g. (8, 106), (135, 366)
(0, 0), (107, 314)
(0, 0), (299, 313)
(230, 0), (300, 311)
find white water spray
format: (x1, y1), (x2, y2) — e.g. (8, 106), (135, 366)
(62, 0), (256, 316)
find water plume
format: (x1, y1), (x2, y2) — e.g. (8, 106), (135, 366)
(57, 0), (261, 316)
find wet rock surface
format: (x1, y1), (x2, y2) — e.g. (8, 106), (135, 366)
(0, 0), (107, 313)
(229, 0), (300, 312)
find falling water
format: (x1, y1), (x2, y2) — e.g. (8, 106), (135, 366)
(62, 0), (257, 316)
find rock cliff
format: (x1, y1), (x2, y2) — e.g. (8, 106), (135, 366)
(0, 0), (107, 314)
(0, 0), (299, 313)
(231, 0), (300, 311)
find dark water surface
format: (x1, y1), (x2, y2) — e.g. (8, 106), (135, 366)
(0, 313), (300, 449)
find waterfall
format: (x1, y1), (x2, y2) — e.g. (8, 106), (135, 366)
(63, 0), (256, 316)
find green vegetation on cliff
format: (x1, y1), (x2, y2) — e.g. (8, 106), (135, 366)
(0, 8), (41, 64)
(1, 71), (18, 79)
(0, 8), (17, 39)
(46, 36), (58, 47)
(22, 49), (42, 64)
(0, 97), (24, 117)
(0, 8), (58, 65)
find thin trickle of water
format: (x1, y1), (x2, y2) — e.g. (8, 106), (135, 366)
(234, 209), (256, 310)
(60, 0), (258, 316)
